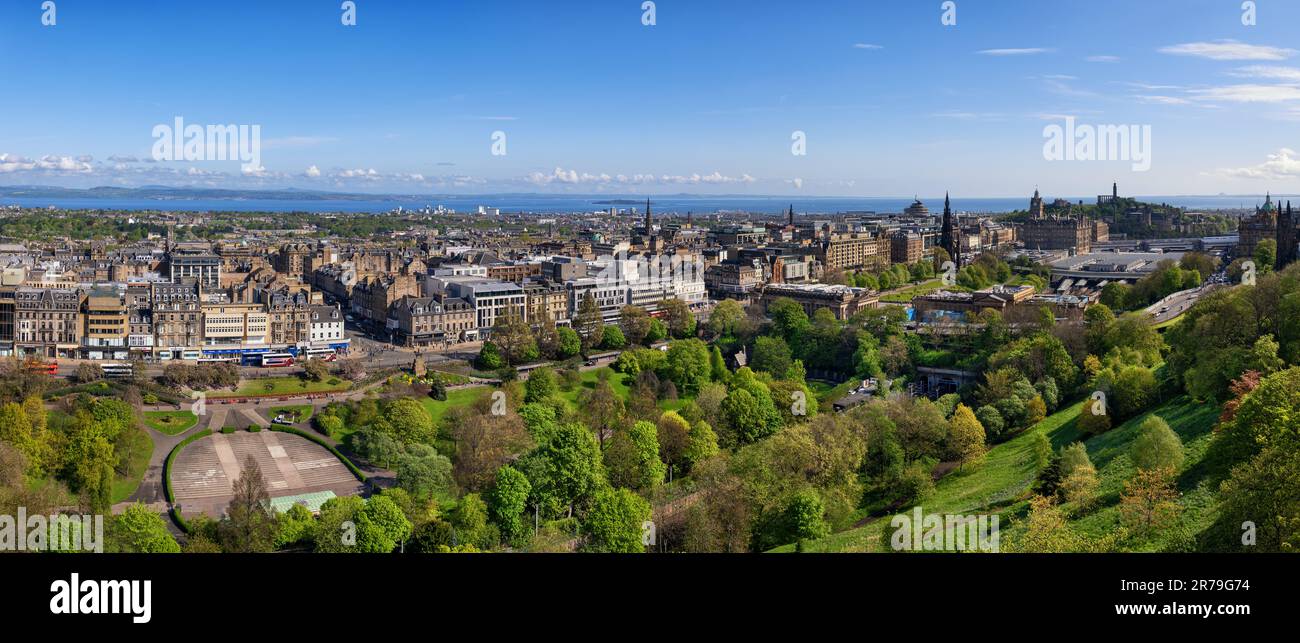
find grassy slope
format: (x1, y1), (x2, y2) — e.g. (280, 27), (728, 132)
(111, 427), (154, 503)
(142, 410), (199, 436)
(773, 394), (1222, 552)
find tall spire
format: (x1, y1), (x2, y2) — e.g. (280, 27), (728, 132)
(941, 192), (960, 268)
(787, 204), (794, 226)
(645, 198), (652, 232)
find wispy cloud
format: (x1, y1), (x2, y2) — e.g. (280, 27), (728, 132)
(852, 43), (883, 50)
(1159, 40), (1296, 61)
(524, 167), (756, 187)
(1135, 95), (1192, 105)
(1228, 65), (1300, 81)
(977, 48), (1053, 56)
(1187, 84), (1300, 103)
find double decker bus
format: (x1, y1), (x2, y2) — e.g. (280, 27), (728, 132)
(101, 363), (134, 379)
(304, 347), (338, 362)
(23, 358), (58, 376)
(260, 352), (295, 368)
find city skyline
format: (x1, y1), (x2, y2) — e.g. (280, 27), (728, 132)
(2, 0), (1300, 196)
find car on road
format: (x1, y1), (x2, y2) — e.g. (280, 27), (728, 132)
(272, 415), (295, 426)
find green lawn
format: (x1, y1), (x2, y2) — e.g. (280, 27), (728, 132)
(420, 387), (492, 426)
(141, 410), (200, 436)
(213, 376), (352, 398)
(880, 279), (968, 303)
(111, 428), (154, 504)
(270, 405), (314, 424)
(772, 394), (1222, 553)
(560, 367), (631, 409)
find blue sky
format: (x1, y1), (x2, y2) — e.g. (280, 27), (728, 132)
(1, 0), (1298, 197)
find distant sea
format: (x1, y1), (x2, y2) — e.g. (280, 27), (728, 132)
(0, 194), (1279, 215)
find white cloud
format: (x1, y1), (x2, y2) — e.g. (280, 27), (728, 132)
(305, 165), (321, 178)
(1229, 65), (1300, 81)
(525, 167), (755, 187)
(1213, 148), (1300, 179)
(1159, 40), (1296, 61)
(852, 43), (883, 50)
(1135, 95), (1192, 105)
(1187, 84), (1300, 103)
(0, 153), (93, 173)
(977, 48), (1053, 56)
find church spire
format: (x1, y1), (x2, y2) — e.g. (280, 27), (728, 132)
(788, 204), (795, 226)
(645, 198), (652, 232)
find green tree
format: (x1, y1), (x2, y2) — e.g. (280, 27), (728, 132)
(620, 305), (652, 346)
(1255, 238), (1277, 274)
(751, 336), (793, 377)
(605, 420), (666, 491)
(574, 292), (604, 350)
(582, 486), (652, 553)
(476, 341), (504, 370)
(520, 422), (605, 518)
(783, 489), (830, 543)
(1130, 415), (1184, 472)
(396, 444), (455, 498)
(356, 494), (413, 552)
(556, 326), (582, 358)
(378, 397), (435, 444)
(947, 404), (987, 468)
(600, 325), (627, 349)
(218, 456), (277, 553)
(645, 318), (668, 344)
(489, 465), (532, 542)
(660, 298), (696, 338)
(524, 366), (559, 404)
(768, 298), (811, 343)
(106, 503), (181, 553)
(1059, 442), (1094, 478)
(662, 339), (712, 394)
(683, 419), (720, 471)
(707, 299), (745, 339)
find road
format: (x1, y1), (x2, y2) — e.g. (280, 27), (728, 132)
(52, 326), (485, 380)
(1146, 282), (1222, 324)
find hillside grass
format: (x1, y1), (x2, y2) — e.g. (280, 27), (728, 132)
(772, 394), (1222, 553)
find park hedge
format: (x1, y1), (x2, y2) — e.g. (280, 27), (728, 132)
(270, 425), (368, 483)
(163, 429), (213, 533)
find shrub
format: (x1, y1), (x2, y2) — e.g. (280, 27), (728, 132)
(221, 427), (236, 434)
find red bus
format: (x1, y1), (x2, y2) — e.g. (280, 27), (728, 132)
(24, 359), (58, 375)
(260, 353), (295, 367)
